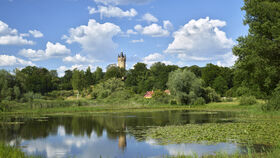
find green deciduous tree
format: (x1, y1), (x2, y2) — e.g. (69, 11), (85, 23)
(233, 0), (280, 96)
(93, 67), (104, 83)
(213, 76), (228, 96)
(104, 65), (125, 80)
(85, 67), (94, 86)
(72, 69), (85, 97)
(167, 69), (203, 105)
(125, 62), (149, 93)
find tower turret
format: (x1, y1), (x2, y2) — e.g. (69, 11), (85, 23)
(118, 52), (126, 69)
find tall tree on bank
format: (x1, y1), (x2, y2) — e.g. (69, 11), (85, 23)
(233, 0), (280, 96)
(72, 69), (85, 98)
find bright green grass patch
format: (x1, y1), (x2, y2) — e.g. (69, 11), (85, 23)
(0, 143), (39, 158)
(146, 120), (280, 145)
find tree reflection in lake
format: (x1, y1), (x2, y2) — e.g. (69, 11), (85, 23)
(0, 110), (243, 158)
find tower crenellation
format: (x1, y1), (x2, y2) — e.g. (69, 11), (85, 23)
(118, 52), (126, 69)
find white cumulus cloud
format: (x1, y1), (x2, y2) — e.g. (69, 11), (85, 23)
(88, 6), (137, 19)
(165, 17), (235, 65)
(0, 54), (34, 67)
(0, 20), (34, 45)
(63, 54), (94, 63)
(57, 64), (95, 77)
(142, 13), (158, 23)
(63, 19), (121, 60)
(142, 53), (172, 66)
(19, 42), (71, 61)
(134, 23), (169, 37)
(29, 30), (44, 38)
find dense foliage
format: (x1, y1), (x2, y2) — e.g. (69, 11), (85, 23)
(167, 69), (203, 105)
(233, 0), (280, 97)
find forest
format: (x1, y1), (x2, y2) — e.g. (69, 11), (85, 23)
(0, 0), (279, 112)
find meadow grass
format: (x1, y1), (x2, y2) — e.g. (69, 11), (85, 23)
(0, 143), (39, 158)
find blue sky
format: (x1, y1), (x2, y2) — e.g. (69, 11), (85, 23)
(0, 0), (248, 76)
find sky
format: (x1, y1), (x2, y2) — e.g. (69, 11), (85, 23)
(0, 0), (248, 76)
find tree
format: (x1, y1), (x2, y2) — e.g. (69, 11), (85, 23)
(213, 76), (228, 96)
(93, 67), (104, 83)
(233, 0), (280, 96)
(125, 62), (149, 93)
(85, 67), (94, 86)
(13, 86), (21, 100)
(20, 66), (54, 94)
(104, 65), (125, 80)
(72, 69), (85, 98)
(150, 62), (178, 90)
(167, 69), (203, 104)
(188, 65), (202, 77)
(60, 70), (73, 90)
(201, 64), (221, 87)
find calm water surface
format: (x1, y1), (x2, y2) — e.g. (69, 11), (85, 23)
(0, 110), (250, 158)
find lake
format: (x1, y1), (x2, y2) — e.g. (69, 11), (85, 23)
(0, 110), (254, 158)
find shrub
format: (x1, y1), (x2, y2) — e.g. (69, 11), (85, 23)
(262, 91), (280, 111)
(225, 88), (236, 97)
(23, 92), (42, 102)
(192, 97), (206, 106)
(107, 89), (133, 100)
(203, 87), (221, 103)
(47, 90), (74, 99)
(239, 96), (257, 105)
(92, 78), (125, 99)
(235, 87), (251, 97)
(0, 100), (11, 112)
(152, 90), (170, 104)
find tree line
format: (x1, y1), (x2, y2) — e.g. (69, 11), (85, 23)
(0, 0), (279, 109)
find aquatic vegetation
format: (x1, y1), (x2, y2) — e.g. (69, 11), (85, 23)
(146, 120), (280, 145)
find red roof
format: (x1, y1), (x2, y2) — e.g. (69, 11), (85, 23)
(164, 90), (171, 95)
(144, 91), (154, 98)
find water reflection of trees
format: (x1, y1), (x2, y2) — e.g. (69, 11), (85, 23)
(0, 111), (235, 144)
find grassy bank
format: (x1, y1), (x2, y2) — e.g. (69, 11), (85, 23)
(0, 143), (39, 158)
(0, 98), (279, 117)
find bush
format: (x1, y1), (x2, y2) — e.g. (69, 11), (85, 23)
(152, 90), (170, 104)
(203, 87), (221, 103)
(0, 100), (11, 112)
(192, 97), (206, 106)
(23, 92), (42, 102)
(235, 87), (251, 97)
(107, 89), (133, 100)
(47, 90), (74, 99)
(92, 78), (125, 99)
(262, 91), (280, 111)
(225, 88), (236, 97)
(239, 96), (257, 105)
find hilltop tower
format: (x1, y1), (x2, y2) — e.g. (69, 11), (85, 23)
(118, 52), (126, 69)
